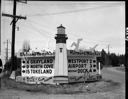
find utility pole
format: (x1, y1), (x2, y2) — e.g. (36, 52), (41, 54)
(0, 0), (1, 89)
(4, 40), (11, 62)
(5, 40), (9, 62)
(2, 0), (27, 73)
(126, 27), (128, 73)
(108, 44), (110, 55)
(11, 0), (17, 73)
(0, 0), (1, 56)
(107, 44), (110, 65)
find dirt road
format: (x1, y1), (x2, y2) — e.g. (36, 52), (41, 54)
(101, 67), (125, 98)
(102, 67), (125, 83)
(0, 67), (125, 99)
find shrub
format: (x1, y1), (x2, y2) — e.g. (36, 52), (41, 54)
(4, 56), (21, 72)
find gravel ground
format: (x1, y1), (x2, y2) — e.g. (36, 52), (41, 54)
(0, 67), (125, 99)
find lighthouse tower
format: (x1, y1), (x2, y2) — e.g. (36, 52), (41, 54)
(54, 24), (68, 83)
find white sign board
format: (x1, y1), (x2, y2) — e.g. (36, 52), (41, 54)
(21, 57), (54, 77)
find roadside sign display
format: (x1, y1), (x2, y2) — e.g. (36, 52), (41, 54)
(17, 50), (101, 84)
(21, 57), (54, 77)
(67, 50), (101, 83)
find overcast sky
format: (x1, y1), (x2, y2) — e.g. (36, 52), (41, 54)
(1, 1), (125, 59)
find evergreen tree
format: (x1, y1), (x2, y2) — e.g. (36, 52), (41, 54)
(101, 49), (107, 65)
(4, 56), (21, 72)
(109, 53), (119, 66)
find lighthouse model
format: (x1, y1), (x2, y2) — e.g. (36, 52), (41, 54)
(54, 24), (68, 83)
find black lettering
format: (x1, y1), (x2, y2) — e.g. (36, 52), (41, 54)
(44, 59), (47, 63)
(49, 69), (52, 74)
(78, 69), (81, 73)
(68, 59), (71, 63)
(44, 64), (53, 68)
(26, 69), (30, 74)
(68, 70), (77, 72)
(30, 60), (34, 64)
(68, 64), (78, 68)
(47, 59), (50, 63)
(50, 59), (53, 63)
(68, 64), (72, 68)
(72, 59), (76, 63)
(78, 64), (83, 68)
(43, 69), (52, 74)
(78, 69), (88, 73)
(30, 65), (43, 68)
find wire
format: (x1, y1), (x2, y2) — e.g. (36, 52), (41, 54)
(26, 18), (110, 45)
(20, 21), (55, 39)
(27, 19), (56, 36)
(25, 19), (110, 46)
(68, 31), (109, 45)
(26, 4), (123, 17)
(3, 1), (124, 17)
(25, 1), (123, 5)
(25, 1), (123, 8)
(28, 23), (54, 39)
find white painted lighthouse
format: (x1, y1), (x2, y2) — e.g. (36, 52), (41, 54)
(54, 24), (68, 83)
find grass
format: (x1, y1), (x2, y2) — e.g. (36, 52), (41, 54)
(1, 77), (121, 94)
